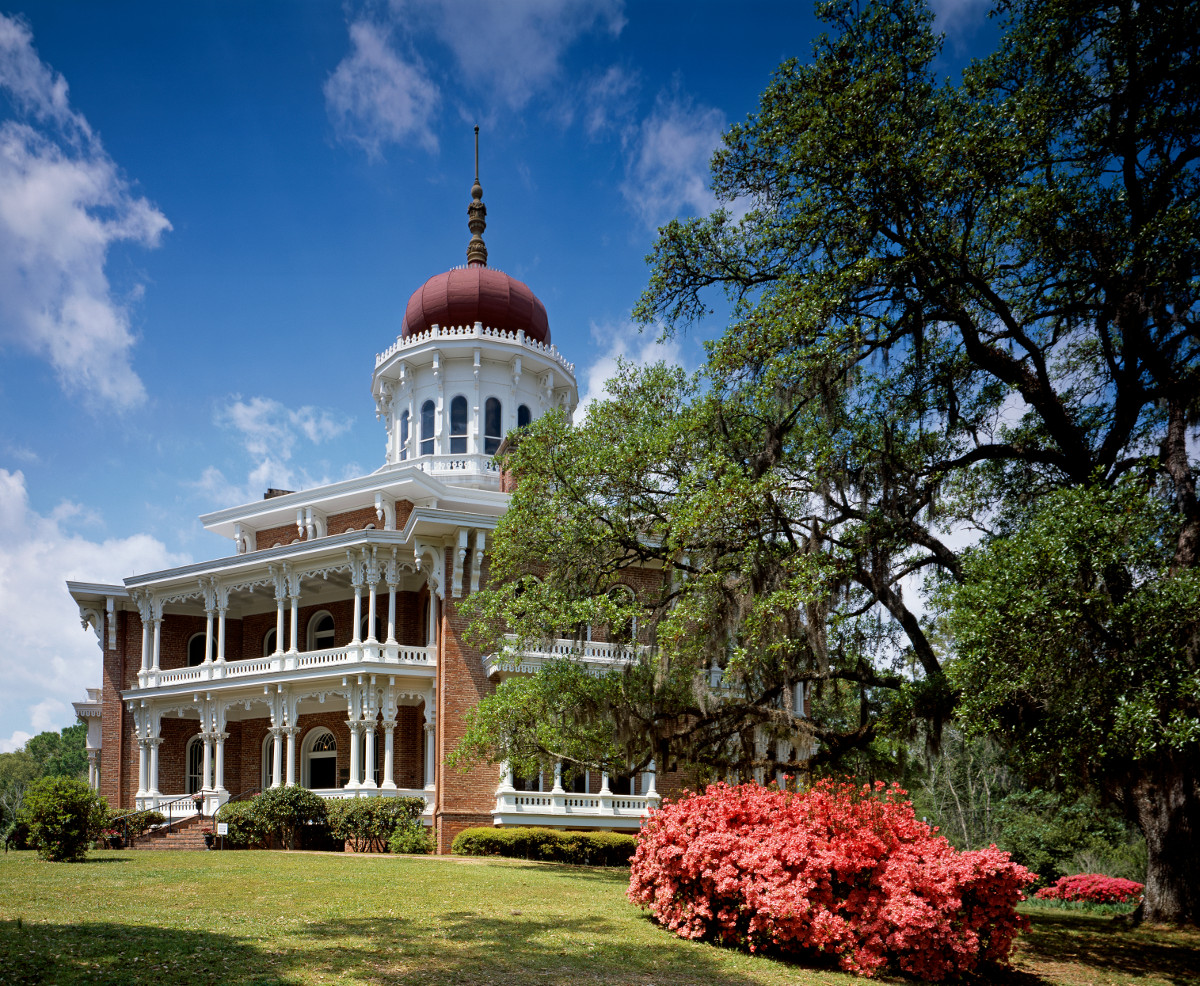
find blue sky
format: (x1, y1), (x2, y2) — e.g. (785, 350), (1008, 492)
(0, 0), (994, 750)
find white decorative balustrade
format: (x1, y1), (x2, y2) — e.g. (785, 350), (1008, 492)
(411, 453), (501, 477)
(146, 642), (436, 690)
(375, 320), (575, 375)
(483, 635), (643, 679)
(492, 788), (660, 829)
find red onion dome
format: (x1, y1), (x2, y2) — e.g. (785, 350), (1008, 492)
(400, 266), (551, 344)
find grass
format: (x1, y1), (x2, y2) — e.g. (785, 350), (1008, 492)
(0, 850), (1195, 986)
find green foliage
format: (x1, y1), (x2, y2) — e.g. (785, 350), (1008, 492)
(16, 776), (107, 862)
(387, 820), (433, 855)
(215, 799), (269, 848)
(451, 826), (637, 867)
(456, 0), (1200, 920)
(943, 481), (1200, 775)
(326, 797), (426, 852)
(0, 723), (90, 830)
(237, 786), (328, 850)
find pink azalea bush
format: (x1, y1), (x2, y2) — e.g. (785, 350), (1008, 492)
(628, 780), (1035, 980)
(1034, 873), (1143, 904)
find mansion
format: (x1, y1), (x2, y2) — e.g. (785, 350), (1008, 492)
(67, 150), (664, 852)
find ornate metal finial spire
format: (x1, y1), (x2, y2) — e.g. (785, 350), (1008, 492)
(467, 125), (488, 267)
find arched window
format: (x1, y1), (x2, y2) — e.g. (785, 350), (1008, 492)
(517, 404), (532, 429)
(304, 729), (338, 789)
(484, 397), (502, 454)
(263, 628), (277, 656)
(261, 733), (274, 791)
(449, 395), (468, 453)
(399, 410), (409, 461)
(420, 400), (435, 456)
(187, 633), (206, 667)
(186, 736), (203, 794)
(308, 612), (335, 652)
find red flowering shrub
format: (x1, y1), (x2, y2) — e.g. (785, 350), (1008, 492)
(1034, 874), (1143, 904)
(628, 780), (1035, 980)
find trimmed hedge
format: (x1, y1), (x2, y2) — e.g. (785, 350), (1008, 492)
(327, 797), (426, 852)
(452, 826), (636, 866)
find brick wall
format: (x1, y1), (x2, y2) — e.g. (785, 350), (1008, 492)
(435, 573), (502, 853)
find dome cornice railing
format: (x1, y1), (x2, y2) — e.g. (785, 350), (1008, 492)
(375, 322), (575, 375)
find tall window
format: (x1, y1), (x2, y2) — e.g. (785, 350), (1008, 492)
(308, 612), (335, 652)
(399, 410), (409, 461)
(608, 585), (637, 645)
(517, 404), (532, 429)
(449, 395), (468, 454)
(484, 397), (502, 454)
(187, 633), (205, 667)
(420, 400), (435, 456)
(263, 628), (277, 655)
(306, 729), (337, 789)
(186, 736), (203, 794)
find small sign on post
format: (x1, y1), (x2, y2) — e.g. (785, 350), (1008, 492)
(216, 822), (229, 836)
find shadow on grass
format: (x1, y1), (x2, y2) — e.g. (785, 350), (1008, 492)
(0, 914), (787, 986)
(1018, 910), (1200, 986)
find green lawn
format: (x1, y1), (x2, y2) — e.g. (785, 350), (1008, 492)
(0, 850), (1196, 985)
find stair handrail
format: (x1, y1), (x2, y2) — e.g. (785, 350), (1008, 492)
(108, 792), (205, 847)
(210, 788), (261, 851)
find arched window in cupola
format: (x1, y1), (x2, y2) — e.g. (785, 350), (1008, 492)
(450, 395), (468, 454)
(517, 404), (532, 429)
(420, 400), (435, 456)
(484, 397), (502, 454)
(399, 409), (409, 461)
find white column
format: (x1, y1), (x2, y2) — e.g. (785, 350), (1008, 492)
(136, 740), (148, 797)
(501, 761), (515, 790)
(423, 722), (436, 790)
(288, 594), (300, 653)
(381, 719), (396, 789)
(346, 721), (362, 789)
(151, 617), (162, 672)
(600, 771), (611, 794)
(426, 588), (437, 647)
(352, 586), (363, 644)
(87, 751), (98, 789)
(645, 759), (658, 796)
(552, 760), (564, 793)
(362, 720), (378, 789)
(274, 596), (285, 654)
(386, 582), (397, 645)
(284, 727), (299, 786)
(204, 609), (214, 664)
(366, 575), (378, 642)
(214, 732), (228, 793)
(216, 606), (227, 663)
(148, 738), (161, 796)
(140, 618), (151, 674)
(271, 727), (283, 788)
(202, 732), (214, 791)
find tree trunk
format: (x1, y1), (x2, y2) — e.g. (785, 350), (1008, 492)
(1124, 755), (1200, 924)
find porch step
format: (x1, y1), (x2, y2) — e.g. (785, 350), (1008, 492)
(129, 813), (209, 850)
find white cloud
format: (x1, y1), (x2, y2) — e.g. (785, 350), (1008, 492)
(326, 0), (626, 156)
(0, 14), (170, 410)
(576, 318), (687, 422)
(0, 729), (31, 754)
(404, 0), (625, 110)
(0, 468), (189, 747)
(621, 91), (724, 230)
(324, 17), (441, 158)
(193, 396), (355, 507)
(583, 64), (638, 138)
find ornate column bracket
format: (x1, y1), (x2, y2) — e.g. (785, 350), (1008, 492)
(384, 549), (399, 645)
(470, 531), (486, 595)
(286, 566), (303, 655)
(364, 549), (382, 643)
(374, 492), (397, 531)
(453, 528), (469, 598)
